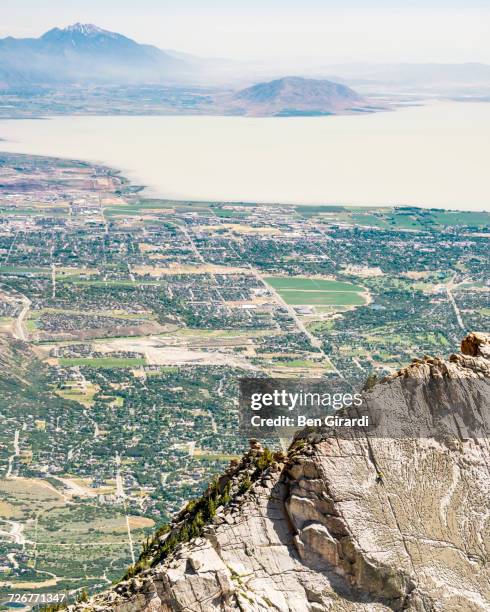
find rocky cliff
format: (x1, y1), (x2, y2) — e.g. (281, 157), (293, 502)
(74, 333), (490, 612)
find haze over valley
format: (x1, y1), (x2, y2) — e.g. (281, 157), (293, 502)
(1, 22), (490, 118)
(1, 101), (489, 210)
(0, 22), (489, 212)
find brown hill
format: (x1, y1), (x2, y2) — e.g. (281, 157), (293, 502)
(218, 76), (370, 116)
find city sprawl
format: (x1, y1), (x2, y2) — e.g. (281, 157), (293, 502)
(0, 153), (488, 598)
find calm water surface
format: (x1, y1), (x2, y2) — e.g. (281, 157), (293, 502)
(0, 101), (489, 210)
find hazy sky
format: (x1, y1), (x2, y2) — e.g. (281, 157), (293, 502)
(1, 0), (489, 64)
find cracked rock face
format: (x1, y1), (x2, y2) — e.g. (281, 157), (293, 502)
(76, 334), (490, 611)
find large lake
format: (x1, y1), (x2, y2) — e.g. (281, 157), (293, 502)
(0, 101), (489, 211)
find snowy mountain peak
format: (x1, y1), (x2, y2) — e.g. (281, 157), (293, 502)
(63, 23), (106, 35)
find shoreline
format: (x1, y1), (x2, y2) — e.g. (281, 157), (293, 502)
(0, 145), (490, 216)
(0, 143), (489, 215)
(0, 112), (490, 214)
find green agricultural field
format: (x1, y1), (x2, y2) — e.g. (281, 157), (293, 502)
(58, 357), (146, 368)
(294, 204), (346, 217)
(265, 276), (364, 292)
(0, 265), (50, 276)
(265, 276), (366, 306)
(272, 359), (329, 368)
(212, 209), (248, 218)
(349, 213), (389, 228)
(431, 210), (490, 227)
(194, 453), (241, 462)
(0, 208), (46, 216)
(30, 307), (155, 320)
(307, 320), (334, 333)
(276, 290), (366, 306)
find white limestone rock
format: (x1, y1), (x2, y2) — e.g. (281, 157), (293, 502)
(74, 334), (490, 612)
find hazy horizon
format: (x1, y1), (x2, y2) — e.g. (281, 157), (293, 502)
(1, 101), (489, 211)
(1, 0), (489, 66)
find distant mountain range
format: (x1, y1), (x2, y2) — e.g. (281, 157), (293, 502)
(1, 22), (489, 116)
(0, 23), (193, 86)
(0, 24), (375, 116)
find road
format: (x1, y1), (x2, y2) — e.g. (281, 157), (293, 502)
(250, 266), (343, 376)
(51, 263), (56, 299)
(115, 453), (136, 565)
(250, 266), (322, 349)
(5, 429), (20, 479)
(115, 453), (124, 498)
(50, 475), (97, 499)
(13, 295), (31, 342)
(446, 287), (466, 331)
(0, 520), (26, 570)
(3, 231), (20, 264)
(7, 520), (25, 546)
(182, 226), (205, 263)
(127, 262), (135, 283)
(0, 282), (31, 342)
(182, 226), (231, 313)
(83, 408), (100, 439)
